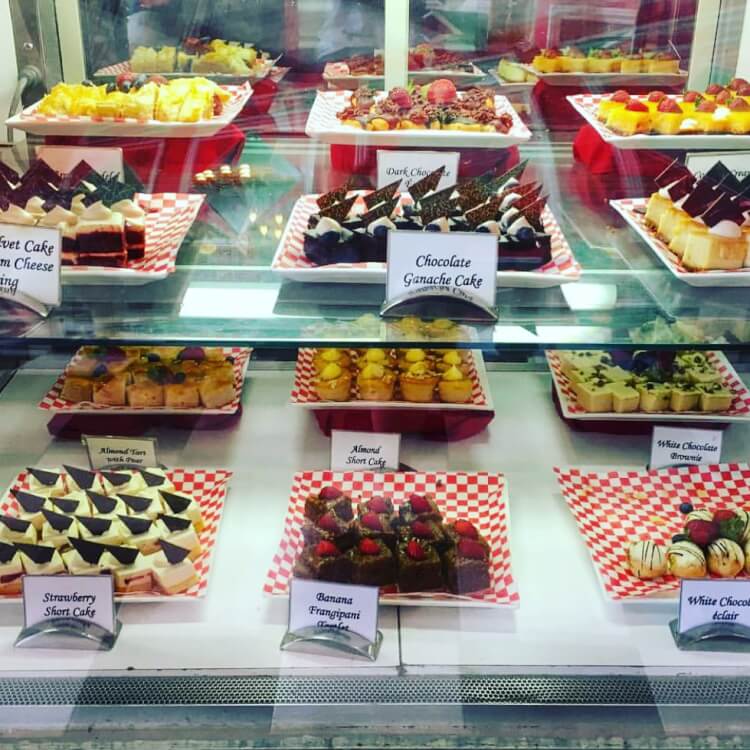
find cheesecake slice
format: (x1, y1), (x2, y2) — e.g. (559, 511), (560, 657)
(0, 541), (23, 594)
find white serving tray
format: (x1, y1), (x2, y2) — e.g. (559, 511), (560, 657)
(523, 63), (687, 87)
(322, 61), (487, 89)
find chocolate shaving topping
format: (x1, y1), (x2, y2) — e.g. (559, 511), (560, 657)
(316, 179), (351, 209)
(106, 544), (139, 566)
(118, 514), (152, 535)
(0, 514), (31, 533)
(101, 470), (131, 487)
(64, 465), (97, 491)
(159, 491), (191, 514)
(408, 166), (445, 201)
(456, 178), (490, 211)
(465, 196), (503, 228)
(27, 467), (60, 487)
(76, 515), (113, 536)
(160, 514), (192, 533)
(140, 469), (167, 488)
(160, 539), (191, 565)
(119, 494), (151, 514)
(86, 490), (117, 515)
(15, 542), (56, 565)
(0, 541), (16, 564)
(52, 497), (79, 514)
(360, 197), (398, 226)
(421, 196), (459, 225)
(364, 180), (400, 209)
(11, 489), (46, 513)
(41, 508), (74, 532)
(69, 536), (107, 565)
(318, 194), (357, 224)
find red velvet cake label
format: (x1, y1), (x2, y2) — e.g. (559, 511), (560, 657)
(0, 225), (61, 309)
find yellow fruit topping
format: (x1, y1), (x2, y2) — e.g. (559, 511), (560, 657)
(320, 363), (343, 381)
(321, 349), (342, 363)
(431, 318), (455, 330)
(405, 349), (426, 363)
(365, 349), (386, 363)
(407, 362), (430, 377)
(442, 365), (464, 382)
(443, 351), (462, 366)
(361, 363), (385, 380)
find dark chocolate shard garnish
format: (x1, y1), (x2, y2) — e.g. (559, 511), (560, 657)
(318, 195), (357, 224)
(119, 494), (151, 514)
(0, 514), (31, 533)
(63, 160), (97, 189)
(654, 158), (692, 189)
(26, 467), (61, 487)
(465, 196), (503, 228)
(86, 491), (117, 515)
(0, 161), (19, 186)
(520, 198), (547, 233)
(702, 193), (744, 227)
(52, 497), (80, 514)
(118, 514), (152, 535)
(456, 178), (490, 211)
(0, 541), (16, 564)
(105, 544), (139, 566)
(421, 197), (460, 226)
(667, 174), (695, 202)
(702, 161), (740, 193)
(41, 508), (74, 533)
(682, 178), (722, 218)
(15, 542), (56, 565)
(140, 470), (168, 488)
(101, 470), (131, 488)
(11, 489), (46, 514)
(407, 166), (445, 201)
(360, 197), (398, 226)
(23, 160), (63, 188)
(515, 185), (544, 211)
(482, 159), (528, 194)
(160, 515), (192, 533)
(316, 181), (350, 210)
(68, 536), (107, 565)
(363, 180), (400, 209)
(76, 515), (113, 537)
(159, 539), (191, 565)
(0, 174), (15, 196)
(159, 491), (191, 515)
(64, 465), (97, 491)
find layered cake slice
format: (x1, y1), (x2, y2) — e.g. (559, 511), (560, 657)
(16, 542), (66, 575)
(106, 545), (153, 594)
(155, 515), (203, 561)
(0, 541), (23, 595)
(75, 201), (127, 267)
(151, 540), (199, 594)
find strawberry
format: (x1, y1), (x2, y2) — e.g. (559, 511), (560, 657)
(315, 540), (339, 557)
(729, 77), (748, 91)
(706, 83), (725, 95)
(318, 513), (339, 533)
(714, 509), (736, 523)
(697, 99), (717, 113)
(544, 48), (561, 58)
(319, 485), (342, 501)
(390, 87), (412, 109)
(683, 90), (702, 103)
(406, 539), (426, 560)
(657, 98), (682, 114)
(453, 520), (478, 539)
(625, 99), (648, 112)
(458, 539), (487, 559)
(411, 520), (434, 538)
(361, 512), (383, 532)
(408, 494), (431, 514)
(212, 93), (223, 116)
(116, 72), (135, 89)
(611, 89), (630, 103)
(359, 538), (380, 555)
(738, 83), (750, 96)
(686, 519), (720, 547)
(715, 89), (734, 105)
(367, 496), (390, 514)
(427, 79), (457, 105)
(730, 98), (750, 111)
(647, 90), (666, 102)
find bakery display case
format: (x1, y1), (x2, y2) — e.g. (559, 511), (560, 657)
(2, 0), (750, 749)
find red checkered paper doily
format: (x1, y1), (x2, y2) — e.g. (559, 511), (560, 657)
(272, 192), (580, 283)
(94, 60), (277, 81)
(290, 348), (491, 410)
(555, 463), (750, 601)
(0, 467), (232, 602)
(39, 346), (252, 414)
(546, 349), (750, 422)
(263, 470), (518, 607)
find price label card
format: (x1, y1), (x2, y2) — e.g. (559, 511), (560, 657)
(650, 426), (722, 470)
(288, 578), (379, 644)
(686, 151), (750, 181)
(331, 430), (400, 472)
(386, 230), (497, 309)
(83, 435), (159, 470)
(377, 150), (459, 192)
(22, 575), (116, 634)
(0, 225), (61, 308)
(678, 579), (750, 634)
(37, 146), (124, 180)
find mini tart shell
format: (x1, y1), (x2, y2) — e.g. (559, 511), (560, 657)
(313, 350), (351, 373)
(357, 370), (396, 401)
(438, 377), (473, 403)
(314, 369), (352, 402)
(399, 372), (438, 403)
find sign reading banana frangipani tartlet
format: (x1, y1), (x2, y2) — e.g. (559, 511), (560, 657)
(0, 225), (61, 315)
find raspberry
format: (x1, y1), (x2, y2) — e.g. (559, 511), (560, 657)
(683, 90), (701, 102)
(453, 520), (478, 539)
(316, 540), (339, 557)
(361, 512), (383, 532)
(625, 99), (648, 112)
(390, 87), (412, 109)
(686, 519), (720, 547)
(427, 78), (457, 105)
(411, 520), (433, 538)
(367, 496), (390, 514)
(729, 77), (748, 90)
(408, 495), (431, 514)
(647, 90), (666, 102)
(714, 509), (736, 523)
(697, 99), (717, 113)
(458, 539), (487, 559)
(406, 539), (426, 560)
(319, 486), (342, 501)
(318, 513), (339, 533)
(116, 72), (135, 90)
(611, 89), (630, 103)
(738, 83), (750, 96)
(359, 538), (380, 555)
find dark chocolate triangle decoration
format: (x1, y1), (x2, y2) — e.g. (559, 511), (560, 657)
(160, 539), (191, 564)
(15, 542), (56, 565)
(0, 541), (16, 564)
(52, 497), (80, 514)
(11, 489), (46, 513)
(64, 465), (98, 491)
(41, 508), (75, 532)
(119, 493), (151, 514)
(69, 536), (107, 565)
(118, 514), (152, 535)
(106, 544), (139, 566)
(87, 490), (117, 515)
(101, 471), (131, 488)
(76, 515), (113, 536)
(140, 470), (168, 488)
(363, 180), (400, 209)
(159, 491), (191, 514)
(160, 515), (192, 533)
(0, 514), (31, 533)
(26, 467), (61, 487)
(407, 166), (445, 201)
(318, 195), (357, 223)
(316, 181), (350, 209)
(465, 196), (503, 228)
(360, 197), (398, 225)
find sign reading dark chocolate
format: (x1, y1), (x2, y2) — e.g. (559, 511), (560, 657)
(160, 515), (192, 533)
(377, 152), (458, 193)
(11, 489), (46, 513)
(105, 544), (139, 566)
(41, 508), (74, 532)
(118, 514), (151, 535)
(63, 464), (98, 491)
(119, 494), (151, 514)
(159, 539), (190, 565)
(15, 542), (56, 565)
(69, 536), (108, 565)
(26, 467), (60, 487)
(86, 491), (117, 515)
(159, 491), (191, 515)
(0, 514), (31, 533)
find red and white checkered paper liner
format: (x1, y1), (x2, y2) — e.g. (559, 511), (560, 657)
(554, 463), (750, 601)
(271, 192), (580, 286)
(0, 467), (232, 602)
(94, 60), (278, 82)
(546, 349), (750, 422)
(305, 91), (531, 148)
(263, 470), (518, 607)
(322, 62), (487, 88)
(611, 198), (750, 287)
(7, 84), (252, 138)
(62, 193), (204, 281)
(291, 348), (491, 411)
(567, 94), (750, 150)
(38, 346), (251, 414)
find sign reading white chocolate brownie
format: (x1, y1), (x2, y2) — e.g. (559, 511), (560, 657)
(83, 435), (159, 470)
(0, 224), (61, 311)
(331, 430), (400, 472)
(650, 426), (722, 470)
(377, 151), (459, 192)
(386, 230), (497, 310)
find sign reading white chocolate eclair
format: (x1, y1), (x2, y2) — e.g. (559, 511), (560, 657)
(0, 224), (61, 312)
(678, 579), (750, 634)
(385, 230), (497, 309)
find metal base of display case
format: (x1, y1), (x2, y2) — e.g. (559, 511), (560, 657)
(280, 626), (383, 661)
(670, 619), (750, 653)
(15, 617), (122, 651)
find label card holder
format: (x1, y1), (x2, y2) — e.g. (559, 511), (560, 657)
(16, 575), (121, 651)
(649, 426), (722, 470)
(83, 435), (159, 470)
(670, 579), (750, 652)
(377, 150), (459, 192)
(280, 579), (382, 661)
(331, 430), (400, 472)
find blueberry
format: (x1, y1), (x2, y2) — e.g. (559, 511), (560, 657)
(672, 533), (688, 543)
(225, 355), (235, 364)
(516, 226), (535, 242)
(92, 363), (107, 378)
(120, 80), (132, 93)
(173, 371), (186, 384)
(476, 226), (490, 233)
(81, 79), (94, 87)
(133, 74), (148, 89)
(106, 82), (117, 93)
(146, 352), (161, 362)
(148, 365), (169, 384)
(425, 224), (441, 232)
(373, 225), (389, 240)
(679, 502), (693, 514)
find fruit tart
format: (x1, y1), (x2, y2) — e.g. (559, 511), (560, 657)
(357, 363), (396, 401)
(399, 361), (438, 402)
(313, 362), (352, 402)
(438, 365), (473, 403)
